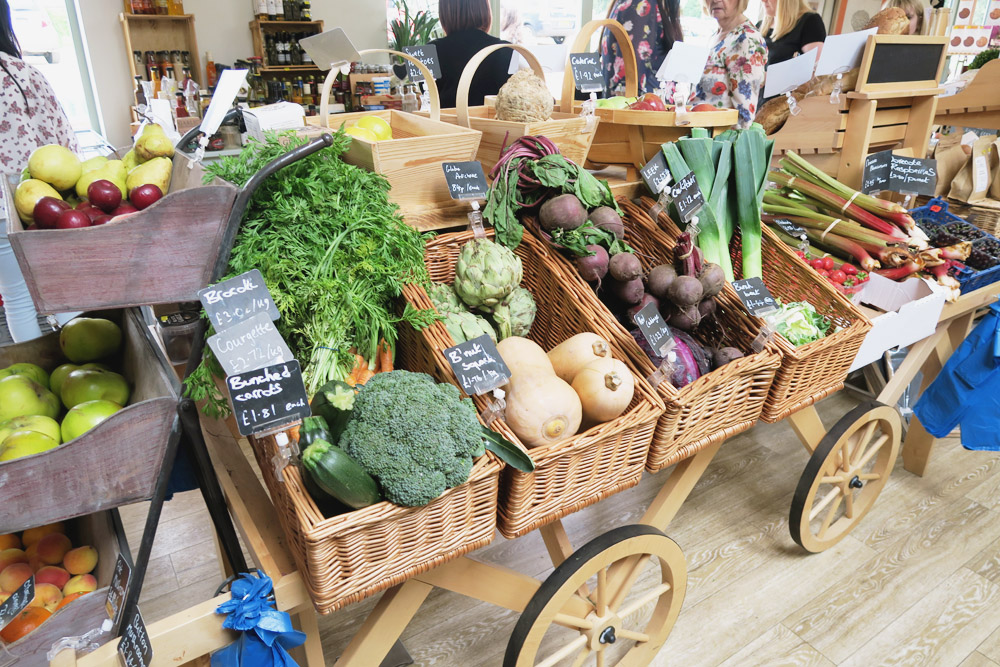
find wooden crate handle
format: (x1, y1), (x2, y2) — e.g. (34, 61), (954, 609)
(559, 19), (638, 113)
(455, 43), (546, 128)
(318, 48), (441, 125)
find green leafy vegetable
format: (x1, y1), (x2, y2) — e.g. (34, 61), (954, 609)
(763, 300), (830, 347)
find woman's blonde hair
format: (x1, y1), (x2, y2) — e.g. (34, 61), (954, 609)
(882, 0), (924, 33)
(702, 0), (750, 19)
(759, 0), (813, 40)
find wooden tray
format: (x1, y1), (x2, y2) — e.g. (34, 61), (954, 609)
(0, 309), (179, 533)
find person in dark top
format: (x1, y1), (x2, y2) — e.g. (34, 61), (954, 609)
(758, 0), (825, 66)
(430, 0), (512, 108)
(601, 0), (684, 95)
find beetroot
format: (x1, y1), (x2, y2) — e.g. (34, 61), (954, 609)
(588, 206), (625, 240)
(608, 252), (642, 282)
(668, 305), (702, 331)
(712, 347), (744, 368)
(697, 298), (717, 319)
(647, 264), (677, 300)
(667, 275), (704, 307)
(627, 293), (659, 322)
(611, 277), (644, 305)
(539, 194), (587, 231)
(576, 244), (609, 282)
(698, 263), (726, 297)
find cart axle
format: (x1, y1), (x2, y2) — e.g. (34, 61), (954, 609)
(599, 627), (617, 645)
(849, 476), (863, 489)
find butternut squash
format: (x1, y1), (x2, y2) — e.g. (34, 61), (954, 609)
(504, 374), (582, 448)
(547, 333), (611, 383)
(572, 358), (635, 424)
(497, 336), (554, 379)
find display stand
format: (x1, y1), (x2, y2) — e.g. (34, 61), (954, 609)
(934, 58), (1000, 131)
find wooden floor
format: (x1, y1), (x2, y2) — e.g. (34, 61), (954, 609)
(120, 391), (1000, 666)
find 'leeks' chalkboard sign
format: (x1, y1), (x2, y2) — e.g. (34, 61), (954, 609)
(641, 151), (670, 195)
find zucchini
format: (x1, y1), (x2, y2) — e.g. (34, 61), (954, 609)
(301, 438), (381, 509)
(297, 463), (351, 518)
(299, 416), (334, 451)
(310, 380), (356, 442)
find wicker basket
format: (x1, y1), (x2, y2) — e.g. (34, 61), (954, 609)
(641, 196), (872, 423)
(536, 200), (782, 472)
(244, 336), (504, 613)
(403, 230), (664, 539)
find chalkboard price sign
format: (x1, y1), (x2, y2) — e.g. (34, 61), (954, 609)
(632, 301), (675, 356)
(105, 554), (132, 626)
(731, 277), (778, 315)
(862, 150), (938, 196)
(208, 311), (294, 376)
(774, 218), (808, 241)
(226, 360), (311, 436)
(0, 576), (33, 630)
(443, 161), (489, 201)
(862, 151), (891, 194)
(641, 151), (670, 195)
(569, 52), (604, 92)
(670, 171), (705, 223)
(198, 269), (280, 332)
(118, 608), (153, 667)
(402, 44), (442, 82)
(444, 335), (512, 395)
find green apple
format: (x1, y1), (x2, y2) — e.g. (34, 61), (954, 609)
(61, 400), (122, 442)
(59, 369), (129, 409)
(59, 317), (122, 363)
(0, 375), (60, 421)
(1, 363), (50, 389)
(0, 415), (61, 446)
(0, 430), (59, 462)
(49, 364), (79, 396)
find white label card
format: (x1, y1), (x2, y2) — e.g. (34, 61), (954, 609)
(656, 42), (712, 84)
(300, 28), (362, 73)
(815, 28), (877, 76)
(200, 69), (248, 139)
(763, 49), (817, 98)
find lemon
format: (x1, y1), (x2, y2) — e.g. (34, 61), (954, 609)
(344, 126), (378, 142)
(355, 116), (393, 141)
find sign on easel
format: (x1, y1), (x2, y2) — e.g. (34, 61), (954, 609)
(226, 360), (311, 436)
(656, 42), (711, 84)
(117, 607), (153, 667)
(198, 269), (280, 332)
(731, 278), (778, 315)
(815, 29), (877, 76)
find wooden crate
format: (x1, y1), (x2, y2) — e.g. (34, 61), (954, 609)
(0, 309), (179, 533)
(935, 58), (1000, 131)
(3, 153), (237, 314)
(3, 511), (130, 664)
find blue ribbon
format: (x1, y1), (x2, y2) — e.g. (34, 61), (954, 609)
(211, 572), (306, 667)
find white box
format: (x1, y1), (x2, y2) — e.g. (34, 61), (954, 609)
(243, 102), (306, 142)
(849, 273), (947, 371)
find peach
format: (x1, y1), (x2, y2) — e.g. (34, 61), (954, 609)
(21, 522), (64, 547)
(36, 533), (72, 566)
(55, 591), (87, 611)
(0, 593), (7, 604)
(35, 565), (70, 589)
(28, 583), (62, 611)
(63, 545), (98, 575)
(62, 574), (97, 596)
(0, 548), (27, 573)
(0, 534), (21, 550)
(0, 562), (33, 593)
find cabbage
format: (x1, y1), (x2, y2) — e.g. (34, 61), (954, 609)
(763, 301), (830, 347)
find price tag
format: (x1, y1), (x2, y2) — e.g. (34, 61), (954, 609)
(402, 44), (442, 82)
(198, 269), (279, 331)
(862, 150), (891, 195)
(117, 608), (152, 667)
(863, 150), (938, 196)
(0, 576), (33, 630)
(443, 161), (489, 201)
(632, 301), (675, 357)
(640, 151), (670, 195)
(569, 52), (604, 93)
(731, 277), (778, 316)
(208, 311), (293, 376)
(226, 360), (311, 436)
(774, 218), (807, 241)
(444, 335), (512, 395)
(105, 555), (131, 626)
(670, 171), (705, 223)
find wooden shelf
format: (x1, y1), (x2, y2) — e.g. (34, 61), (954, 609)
(250, 18), (324, 74)
(123, 13), (194, 20)
(119, 11), (203, 89)
(261, 65), (322, 73)
(251, 19), (323, 28)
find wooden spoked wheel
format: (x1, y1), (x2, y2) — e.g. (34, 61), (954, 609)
(504, 525), (686, 667)
(790, 401), (901, 553)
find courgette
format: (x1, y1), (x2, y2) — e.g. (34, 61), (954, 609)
(310, 380), (356, 442)
(297, 463), (351, 518)
(299, 416), (334, 451)
(301, 438), (381, 509)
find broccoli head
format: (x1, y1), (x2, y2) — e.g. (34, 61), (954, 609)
(339, 370), (485, 506)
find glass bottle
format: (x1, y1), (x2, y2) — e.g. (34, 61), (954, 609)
(175, 92), (188, 118)
(171, 50), (184, 80)
(206, 51), (217, 88)
(158, 51), (172, 79)
(167, 0), (184, 14)
(402, 84), (417, 112)
(274, 0), (284, 20)
(155, 0), (168, 15)
(301, 0), (311, 20)
(266, 0), (277, 20)
(144, 51), (157, 80)
(283, 0), (295, 20)
(290, 78), (303, 104)
(254, 0), (267, 17)
(291, 34), (302, 65)
(133, 51), (144, 79)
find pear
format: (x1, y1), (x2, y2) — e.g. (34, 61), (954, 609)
(126, 157), (172, 195)
(134, 124), (175, 162)
(76, 161), (126, 200)
(80, 156), (108, 175)
(14, 179), (61, 223)
(122, 149), (139, 172)
(27, 145), (81, 191)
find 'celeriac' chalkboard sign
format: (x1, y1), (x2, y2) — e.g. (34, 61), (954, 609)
(445, 335), (511, 395)
(198, 269), (280, 332)
(641, 151), (670, 195)
(0, 576), (32, 630)
(226, 360), (311, 436)
(118, 608), (153, 667)
(105, 554), (131, 626)
(443, 161), (488, 200)
(569, 52), (604, 92)
(670, 171), (705, 223)
(862, 150), (938, 196)
(402, 45), (442, 82)
(208, 311), (293, 376)
(732, 277), (778, 315)
(632, 301), (675, 356)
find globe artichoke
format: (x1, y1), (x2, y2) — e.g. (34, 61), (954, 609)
(492, 287), (537, 339)
(454, 238), (523, 311)
(443, 310), (497, 344)
(426, 282), (464, 314)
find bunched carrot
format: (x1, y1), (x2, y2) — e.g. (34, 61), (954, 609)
(377, 339), (394, 373)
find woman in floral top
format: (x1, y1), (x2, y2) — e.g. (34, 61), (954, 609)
(693, 0), (768, 128)
(600, 0), (683, 95)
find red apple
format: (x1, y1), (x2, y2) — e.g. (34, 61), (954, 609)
(55, 210), (91, 229)
(32, 197), (71, 229)
(110, 203), (138, 217)
(129, 184), (163, 210)
(91, 215), (112, 226)
(86, 180), (122, 213)
(81, 206), (105, 222)
(690, 103), (718, 112)
(25, 224), (38, 231)
(75, 200), (93, 211)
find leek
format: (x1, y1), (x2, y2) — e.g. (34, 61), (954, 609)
(675, 138), (731, 277)
(734, 131), (762, 278)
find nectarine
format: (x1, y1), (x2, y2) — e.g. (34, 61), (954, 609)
(0, 534), (21, 550)
(36, 533), (72, 566)
(21, 522), (64, 547)
(0, 562), (33, 593)
(63, 545), (98, 575)
(0, 547), (27, 573)
(29, 582), (62, 611)
(62, 574), (97, 596)
(35, 565), (70, 589)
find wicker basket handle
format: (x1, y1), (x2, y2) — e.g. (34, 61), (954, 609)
(318, 48), (441, 125)
(456, 43), (546, 128)
(559, 19), (637, 113)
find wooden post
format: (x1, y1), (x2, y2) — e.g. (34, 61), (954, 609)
(837, 97), (876, 189)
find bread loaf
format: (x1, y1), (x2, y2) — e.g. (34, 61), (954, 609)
(863, 7), (910, 35)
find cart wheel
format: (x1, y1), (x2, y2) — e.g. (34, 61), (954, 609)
(790, 401), (901, 553)
(505, 524), (686, 667)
